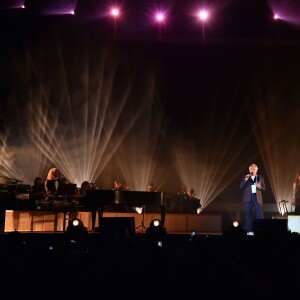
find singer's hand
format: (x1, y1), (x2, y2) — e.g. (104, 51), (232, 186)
(245, 174), (251, 181)
(256, 182), (261, 189)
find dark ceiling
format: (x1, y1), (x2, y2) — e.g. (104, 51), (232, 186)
(1, 0), (300, 43)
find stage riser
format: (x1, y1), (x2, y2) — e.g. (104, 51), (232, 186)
(4, 211), (222, 233)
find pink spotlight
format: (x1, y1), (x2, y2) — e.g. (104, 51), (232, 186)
(154, 11), (166, 42)
(155, 13), (165, 23)
(198, 10), (209, 21)
(109, 7), (121, 41)
(111, 8), (120, 18)
(273, 14), (279, 20)
(196, 9), (210, 44)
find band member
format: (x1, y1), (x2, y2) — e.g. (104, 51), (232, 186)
(240, 163), (266, 232)
(44, 168), (61, 199)
(29, 177), (46, 201)
(146, 182), (155, 192)
(113, 180), (124, 191)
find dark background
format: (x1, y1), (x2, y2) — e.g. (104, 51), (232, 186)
(1, 0), (300, 212)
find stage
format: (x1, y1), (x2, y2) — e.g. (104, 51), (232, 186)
(4, 211), (223, 235)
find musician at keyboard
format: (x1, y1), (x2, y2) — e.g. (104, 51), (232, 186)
(44, 167), (61, 199)
(80, 181), (94, 197)
(113, 180), (124, 191)
(112, 180), (133, 212)
(29, 177), (46, 201)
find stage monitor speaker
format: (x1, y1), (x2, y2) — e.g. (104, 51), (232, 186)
(98, 217), (135, 238)
(253, 218), (287, 235)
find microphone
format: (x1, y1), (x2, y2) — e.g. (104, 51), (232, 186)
(250, 172), (253, 176)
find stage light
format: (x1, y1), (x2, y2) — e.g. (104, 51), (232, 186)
(66, 218), (88, 242)
(223, 220), (245, 239)
(146, 219), (167, 241)
(110, 6), (121, 40)
(198, 10), (208, 21)
(152, 219), (161, 227)
(196, 9), (210, 43)
(111, 8), (120, 17)
(154, 10), (166, 42)
(155, 13), (165, 23)
(232, 220), (240, 228)
(135, 206), (143, 214)
(72, 218), (82, 227)
(65, 218), (89, 262)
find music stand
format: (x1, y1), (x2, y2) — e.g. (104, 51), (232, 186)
(136, 205), (147, 232)
(56, 184), (76, 203)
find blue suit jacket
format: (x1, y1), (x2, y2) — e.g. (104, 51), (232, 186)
(240, 174), (266, 204)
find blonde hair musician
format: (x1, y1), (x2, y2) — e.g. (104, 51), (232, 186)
(45, 167), (61, 198)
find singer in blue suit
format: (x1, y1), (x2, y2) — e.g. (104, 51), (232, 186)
(240, 163), (266, 232)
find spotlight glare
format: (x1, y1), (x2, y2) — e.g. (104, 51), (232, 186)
(72, 219), (80, 226)
(155, 12), (165, 23)
(66, 218), (88, 243)
(135, 207), (143, 214)
(153, 219), (160, 227)
(146, 219), (167, 241)
(198, 10), (208, 21)
(233, 220), (240, 228)
(111, 8), (120, 17)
